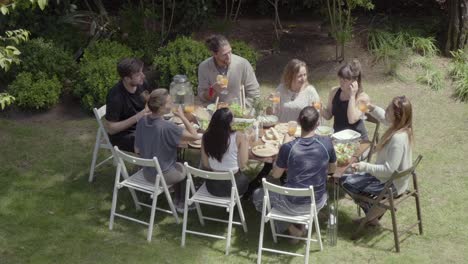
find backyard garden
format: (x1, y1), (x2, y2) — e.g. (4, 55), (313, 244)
(1, 0), (467, 263)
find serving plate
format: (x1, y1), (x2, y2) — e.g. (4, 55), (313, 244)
(252, 144), (279, 157)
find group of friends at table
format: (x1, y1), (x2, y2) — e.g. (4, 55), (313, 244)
(102, 34), (415, 240)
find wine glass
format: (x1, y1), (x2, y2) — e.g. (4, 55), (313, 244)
(312, 100), (323, 125)
(358, 102), (368, 120)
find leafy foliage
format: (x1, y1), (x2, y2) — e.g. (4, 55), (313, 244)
(8, 71), (61, 109)
(449, 50), (468, 101)
(368, 29), (439, 76)
(154, 36), (258, 94)
(154, 36), (210, 91)
(4, 38), (77, 84)
(0, 92), (15, 110)
(75, 40), (137, 111)
(0, 29), (30, 71)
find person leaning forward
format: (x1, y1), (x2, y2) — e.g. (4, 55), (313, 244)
(104, 58), (151, 152)
(198, 34), (260, 106)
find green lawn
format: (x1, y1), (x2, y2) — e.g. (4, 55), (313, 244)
(1, 62), (468, 263)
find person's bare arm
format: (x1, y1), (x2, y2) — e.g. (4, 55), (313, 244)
(271, 164), (286, 179)
(105, 108), (149, 135)
(322, 87), (338, 120)
(347, 82), (365, 124)
(328, 162), (337, 175)
(174, 106), (199, 142)
(200, 143), (211, 170)
(237, 132), (249, 169)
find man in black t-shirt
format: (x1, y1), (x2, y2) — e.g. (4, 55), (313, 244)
(105, 58), (150, 152)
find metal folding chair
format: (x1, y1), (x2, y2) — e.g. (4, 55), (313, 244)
(257, 179), (323, 264)
(109, 147), (180, 242)
(181, 162), (247, 255)
(89, 105), (115, 182)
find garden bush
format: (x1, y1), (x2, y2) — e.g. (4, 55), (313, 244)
(75, 40), (137, 111)
(8, 72), (61, 110)
(154, 36), (258, 94)
(3, 38), (77, 84)
(449, 50), (468, 102)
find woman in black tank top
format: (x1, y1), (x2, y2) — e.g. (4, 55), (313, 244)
(322, 59), (369, 141)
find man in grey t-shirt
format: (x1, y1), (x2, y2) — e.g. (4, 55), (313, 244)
(198, 35), (260, 106)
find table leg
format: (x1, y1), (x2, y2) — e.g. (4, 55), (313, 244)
(328, 178), (339, 246)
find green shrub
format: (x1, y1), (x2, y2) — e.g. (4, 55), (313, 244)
(4, 38), (77, 84)
(449, 50), (468, 101)
(8, 72), (61, 110)
(368, 30), (410, 76)
(154, 36), (258, 94)
(231, 40), (258, 70)
(417, 66), (444, 91)
(410, 36), (438, 57)
(75, 40), (137, 111)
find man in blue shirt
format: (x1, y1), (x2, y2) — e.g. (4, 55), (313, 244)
(253, 106), (336, 237)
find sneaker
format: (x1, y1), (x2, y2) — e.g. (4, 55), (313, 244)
(175, 202), (196, 214)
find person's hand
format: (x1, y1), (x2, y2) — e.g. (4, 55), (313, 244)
(350, 81), (359, 95)
(173, 105), (184, 118)
(367, 103), (376, 112)
(351, 162), (363, 172)
(212, 82), (223, 94)
(136, 107), (150, 121)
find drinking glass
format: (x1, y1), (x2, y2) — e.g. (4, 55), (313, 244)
(217, 74), (229, 95)
(358, 102), (368, 120)
(312, 100), (323, 125)
(288, 121), (297, 136)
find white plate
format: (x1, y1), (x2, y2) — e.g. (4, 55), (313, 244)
(252, 144), (279, 157)
(331, 129), (361, 142)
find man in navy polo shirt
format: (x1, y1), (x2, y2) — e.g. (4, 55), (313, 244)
(253, 106), (336, 237)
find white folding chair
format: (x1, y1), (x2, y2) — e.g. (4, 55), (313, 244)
(89, 105), (115, 183)
(109, 147), (180, 242)
(181, 162), (248, 255)
(257, 178), (323, 264)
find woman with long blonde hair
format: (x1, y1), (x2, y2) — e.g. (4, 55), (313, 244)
(340, 96), (414, 225)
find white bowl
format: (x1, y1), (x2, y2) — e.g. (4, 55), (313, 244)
(315, 126), (334, 136)
(331, 129), (361, 143)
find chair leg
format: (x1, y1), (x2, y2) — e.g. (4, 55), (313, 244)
(89, 131), (101, 182)
(147, 192), (159, 242)
(225, 203), (235, 255)
(181, 190), (190, 247)
(257, 199), (268, 264)
(305, 219), (313, 264)
(164, 186), (179, 224)
(236, 194), (248, 233)
(269, 218), (278, 243)
(109, 187), (119, 231)
(389, 195), (400, 253)
(414, 193), (423, 235)
(314, 208), (323, 251)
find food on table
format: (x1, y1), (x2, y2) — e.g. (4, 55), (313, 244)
(315, 126), (334, 136)
(194, 107), (211, 120)
(252, 143), (279, 157)
(231, 121), (252, 132)
(229, 102), (244, 117)
(334, 142), (359, 166)
(262, 127), (285, 144)
(274, 123), (289, 134)
(257, 115), (278, 127)
(217, 102), (229, 109)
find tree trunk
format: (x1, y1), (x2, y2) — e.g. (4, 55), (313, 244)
(445, 0), (468, 55)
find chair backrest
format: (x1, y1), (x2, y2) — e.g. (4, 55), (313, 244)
(114, 146), (164, 185)
(262, 178), (314, 197)
(93, 105), (113, 141)
(184, 162), (234, 181)
(365, 113), (381, 162)
(390, 155), (423, 181)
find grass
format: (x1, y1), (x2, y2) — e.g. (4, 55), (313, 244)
(1, 64), (468, 263)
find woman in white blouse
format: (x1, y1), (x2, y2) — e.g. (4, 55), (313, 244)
(243, 59), (320, 200)
(274, 59), (320, 123)
(340, 96), (414, 226)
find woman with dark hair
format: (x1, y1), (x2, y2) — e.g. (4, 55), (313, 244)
(201, 108), (250, 196)
(340, 96), (414, 226)
(322, 59), (370, 140)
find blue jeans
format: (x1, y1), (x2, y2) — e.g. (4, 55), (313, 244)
(340, 172), (396, 213)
